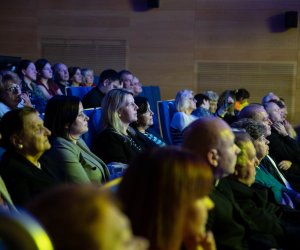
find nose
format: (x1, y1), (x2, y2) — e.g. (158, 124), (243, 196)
(254, 157), (260, 166)
(235, 144), (241, 155)
(44, 126), (51, 136)
(265, 138), (270, 145)
(203, 196), (214, 210)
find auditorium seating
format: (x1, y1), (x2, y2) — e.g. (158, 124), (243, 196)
(65, 86), (94, 99)
(157, 100), (176, 145)
(82, 107), (102, 148)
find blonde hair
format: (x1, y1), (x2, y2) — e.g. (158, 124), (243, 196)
(101, 88), (133, 135)
(175, 89), (193, 112)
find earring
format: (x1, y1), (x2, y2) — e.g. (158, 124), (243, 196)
(17, 144), (23, 150)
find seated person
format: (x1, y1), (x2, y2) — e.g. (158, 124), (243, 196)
(0, 71), (31, 118)
(191, 93), (212, 118)
(92, 89), (144, 164)
(118, 69), (133, 89)
(82, 69), (121, 109)
(225, 130), (300, 249)
(118, 147), (216, 250)
(203, 90), (219, 114)
(81, 68), (96, 87)
(234, 88), (250, 112)
(131, 96), (166, 148)
(170, 89), (197, 145)
(35, 58), (63, 100)
(27, 185), (149, 250)
(68, 67), (82, 87)
(131, 76), (143, 96)
(0, 107), (59, 206)
(52, 62), (70, 94)
(43, 95), (110, 184)
(215, 90), (237, 124)
(17, 60), (47, 114)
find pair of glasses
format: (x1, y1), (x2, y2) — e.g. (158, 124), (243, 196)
(5, 86), (20, 94)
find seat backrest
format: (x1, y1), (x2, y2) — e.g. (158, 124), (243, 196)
(0, 210), (54, 250)
(65, 86), (94, 100)
(157, 100), (176, 145)
(82, 107), (102, 148)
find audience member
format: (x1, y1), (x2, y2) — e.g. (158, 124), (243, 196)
(0, 72), (31, 118)
(119, 69), (133, 90)
(192, 93), (212, 118)
(52, 62), (70, 94)
(27, 185), (148, 250)
(68, 66), (82, 87)
(216, 90), (237, 124)
(170, 89), (197, 145)
(203, 90), (219, 114)
(35, 58), (63, 100)
(81, 68), (96, 87)
(183, 117), (278, 249)
(261, 92), (279, 105)
(82, 69), (120, 109)
(131, 96), (166, 148)
(43, 95), (110, 184)
(118, 147), (216, 250)
(131, 76), (143, 96)
(17, 60), (47, 113)
(234, 88), (250, 112)
(93, 88), (143, 164)
(0, 107), (59, 206)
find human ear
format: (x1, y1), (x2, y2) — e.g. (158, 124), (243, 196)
(207, 149), (219, 168)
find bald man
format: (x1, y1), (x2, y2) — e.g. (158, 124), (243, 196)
(183, 117), (279, 250)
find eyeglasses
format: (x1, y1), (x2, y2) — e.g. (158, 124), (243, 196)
(5, 85), (20, 94)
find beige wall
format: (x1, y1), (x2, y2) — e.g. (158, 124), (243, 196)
(1, 0), (300, 123)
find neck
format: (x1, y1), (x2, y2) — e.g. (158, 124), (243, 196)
(20, 152), (42, 167)
(24, 77), (32, 86)
(137, 125), (148, 133)
(40, 78), (48, 85)
(184, 109), (193, 115)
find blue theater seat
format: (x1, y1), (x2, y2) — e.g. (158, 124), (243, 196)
(157, 100), (176, 145)
(65, 86), (94, 100)
(82, 107), (102, 148)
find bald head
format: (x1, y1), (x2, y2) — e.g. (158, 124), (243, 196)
(183, 117), (240, 179)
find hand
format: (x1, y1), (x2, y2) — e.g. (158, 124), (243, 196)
(183, 231), (216, 250)
(20, 93), (33, 107)
(283, 120), (297, 139)
(272, 122), (288, 136)
(278, 160), (292, 171)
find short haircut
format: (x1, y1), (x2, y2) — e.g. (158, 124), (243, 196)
(44, 95), (80, 139)
(235, 88), (250, 100)
(231, 118), (267, 140)
(118, 69), (132, 82)
(98, 69), (119, 86)
(194, 93), (210, 108)
(203, 90), (219, 102)
(175, 89), (193, 112)
(0, 107), (38, 150)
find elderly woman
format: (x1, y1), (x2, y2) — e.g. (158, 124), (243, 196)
(0, 107), (59, 206)
(17, 60), (47, 113)
(0, 71), (32, 118)
(170, 89), (197, 145)
(35, 58), (63, 100)
(43, 95), (110, 184)
(81, 68), (96, 87)
(93, 88), (143, 164)
(118, 147), (215, 250)
(27, 185), (148, 250)
(131, 96), (166, 148)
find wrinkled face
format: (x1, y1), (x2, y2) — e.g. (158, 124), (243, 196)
(122, 74), (134, 91)
(209, 101), (217, 113)
(99, 204), (149, 250)
(266, 102), (283, 123)
(69, 102), (89, 139)
(183, 196), (214, 246)
(2, 82), (21, 108)
(57, 64), (69, 82)
(256, 109), (272, 136)
(40, 63), (53, 80)
(23, 62), (37, 82)
(18, 112), (51, 156)
(84, 71), (94, 85)
(72, 69), (82, 84)
(119, 94), (138, 125)
(138, 102), (154, 128)
(237, 141), (258, 187)
(132, 77), (143, 96)
(218, 129), (241, 177)
(253, 135), (269, 161)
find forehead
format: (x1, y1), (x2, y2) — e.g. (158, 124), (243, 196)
(124, 94), (134, 103)
(23, 112), (42, 127)
(219, 128), (234, 145)
(59, 64), (67, 70)
(27, 63), (35, 69)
